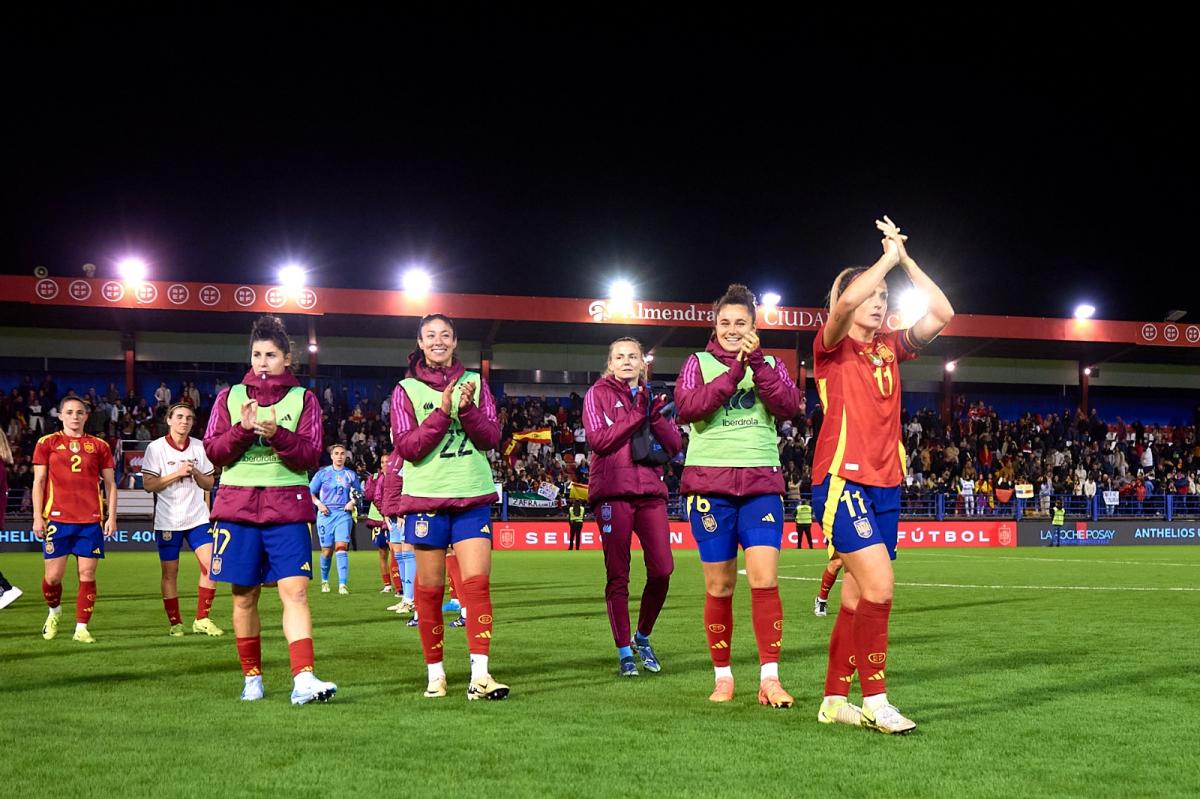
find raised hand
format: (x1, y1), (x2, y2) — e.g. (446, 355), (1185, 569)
(458, 381), (477, 411)
(876, 215), (909, 262)
(737, 330), (761, 363)
(253, 405), (278, 439)
(650, 393), (669, 418)
(440, 383), (456, 415)
(239, 399), (259, 432)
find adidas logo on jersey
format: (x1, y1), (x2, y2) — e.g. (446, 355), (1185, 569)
(710, 641), (728, 650)
(475, 631), (491, 639)
(301, 563), (311, 572)
(867, 671), (886, 681)
(92, 548), (101, 555)
(480, 525), (490, 533)
(761, 513), (776, 523)
(280, 415), (293, 423)
(56, 444), (67, 450)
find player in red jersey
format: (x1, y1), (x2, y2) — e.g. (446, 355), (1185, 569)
(811, 217), (954, 733)
(31, 397), (118, 644)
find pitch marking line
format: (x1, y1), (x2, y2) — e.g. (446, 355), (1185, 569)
(756, 572), (1200, 593)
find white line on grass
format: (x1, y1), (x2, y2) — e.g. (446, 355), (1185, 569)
(754, 572), (1200, 592)
(900, 553), (1199, 568)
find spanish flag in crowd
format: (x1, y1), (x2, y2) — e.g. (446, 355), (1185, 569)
(568, 482), (589, 502)
(503, 427), (553, 458)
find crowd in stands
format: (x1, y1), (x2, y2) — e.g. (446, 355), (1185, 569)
(3, 370), (1199, 521)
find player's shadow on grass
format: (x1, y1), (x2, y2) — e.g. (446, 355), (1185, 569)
(502, 595), (599, 610)
(905, 648), (1084, 690)
(901, 596), (1039, 615)
(493, 581), (588, 595)
(916, 662), (1168, 722)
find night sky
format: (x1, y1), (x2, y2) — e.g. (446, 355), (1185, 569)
(6, 8), (1197, 322)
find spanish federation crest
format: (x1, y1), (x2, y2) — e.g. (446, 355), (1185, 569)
(875, 342), (896, 364)
(414, 519), (430, 539)
(84, 441), (96, 454)
(163, 531), (173, 542)
(211, 556), (223, 575)
(702, 513), (718, 533)
(854, 517), (874, 539)
(45, 541), (55, 555)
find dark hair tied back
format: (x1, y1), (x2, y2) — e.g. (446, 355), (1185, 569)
(250, 315), (291, 355)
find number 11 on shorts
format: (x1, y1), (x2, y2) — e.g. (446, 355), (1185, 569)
(840, 489), (866, 517)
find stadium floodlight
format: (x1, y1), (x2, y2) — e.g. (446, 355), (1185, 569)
(308, 343), (319, 354)
(645, 353), (655, 364)
(118, 257), (148, 284)
(278, 263), (307, 293)
(609, 278), (635, 303)
(402, 267), (433, 295)
(761, 291), (782, 308)
(1073, 303), (1096, 320)
(898, 288), (929, 327)
(945, 361), (957, 373)
(1083, 366), (1092, 377)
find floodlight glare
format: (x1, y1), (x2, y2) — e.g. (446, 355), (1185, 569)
(278, 263), (307, 292)
(403, 267), (433, 295)
(118, 257), (148, 283)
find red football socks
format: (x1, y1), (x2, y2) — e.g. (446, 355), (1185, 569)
(415, 577), (446, 664)
(824, 605), (856, 696)
(854, 598), (892, 697)
(818, 568), (839, 601)
(460, 575), (494, 656)
(42, 579), (62, 609)
(750, 586), (783, 665)
(446, 553), (462, 600)
(196, 586), (216, 620)
(163, 596), (182, 625)
(704, 593), (733, 668)
(236, 636), (262, 676)
(288, 638), (315, 676)
(380, 554), (392, 587)
(76, 580), (96, 624)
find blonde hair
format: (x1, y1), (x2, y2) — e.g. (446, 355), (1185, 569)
(828, 267), (870, 313)
(604, 337), (646, 379)
(0, 428), (12, 466)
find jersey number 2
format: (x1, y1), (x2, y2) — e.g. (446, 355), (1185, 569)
(69, 455), (82, 473)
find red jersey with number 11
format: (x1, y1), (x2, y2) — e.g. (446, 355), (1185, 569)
(32, 432), (114, 523)
(812, 327), (917, 488)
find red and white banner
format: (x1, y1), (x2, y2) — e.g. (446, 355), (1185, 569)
(3, 275), (1193, 347)
(123, 450), (145, 475)
(491, 520), (1016, 550)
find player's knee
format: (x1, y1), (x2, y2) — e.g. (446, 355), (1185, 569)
(647, 562), (674, 581)
(605, 576), (629, 595)
(705, 578), (735, 597)
(278, 583), (308, 604)
(858, 578), (893, 604)
(78, 568), (97, 582)
(335, 542), (349, 552)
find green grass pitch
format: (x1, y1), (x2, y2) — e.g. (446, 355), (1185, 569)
(2, 546), (1198, 798)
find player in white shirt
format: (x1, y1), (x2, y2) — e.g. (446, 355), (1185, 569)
(141, 403), (223, 637)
